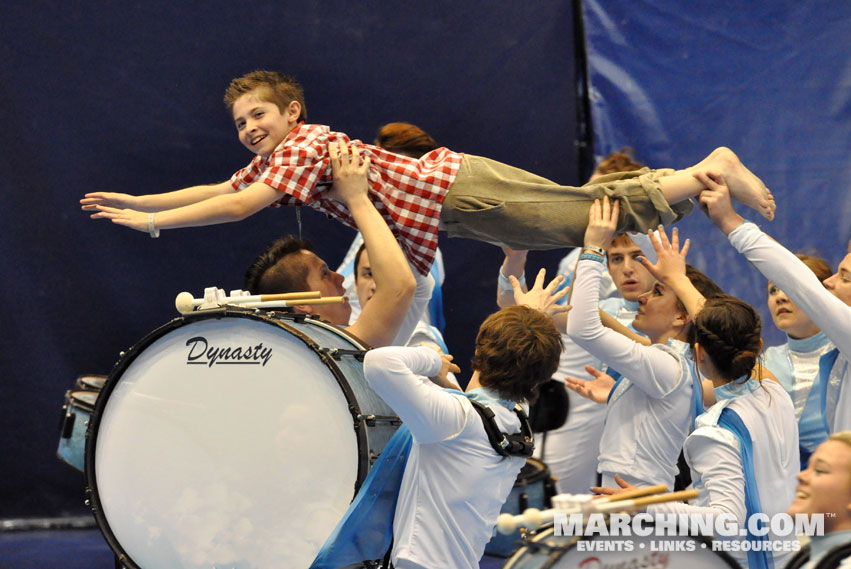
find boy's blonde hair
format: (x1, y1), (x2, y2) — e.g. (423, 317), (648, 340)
(224, 71), (307, 122)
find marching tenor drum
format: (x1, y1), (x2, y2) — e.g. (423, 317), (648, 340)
(85, 308), (399, 569)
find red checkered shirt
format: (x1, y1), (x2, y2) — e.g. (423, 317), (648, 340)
(230, 123), (463, 275)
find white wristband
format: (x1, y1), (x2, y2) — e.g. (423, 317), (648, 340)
(499, 268), (526, 293)
(582, 245), (606, 257)
(148, 213), (160, 238)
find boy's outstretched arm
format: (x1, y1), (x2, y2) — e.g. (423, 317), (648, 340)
(81, 181), (235, 213)
(331, 143), (416, 348)
(87, 181), (281, 233)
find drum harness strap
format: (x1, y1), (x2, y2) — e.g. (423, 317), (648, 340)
(467, 399), (535, 459)
(311, 392), (534, 569)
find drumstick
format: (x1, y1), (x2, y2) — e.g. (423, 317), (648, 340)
(602, 489), (699, 511)
(241, 297), (348, 309)
(175, 291), (322, 314)
(496, 488), (695, 535)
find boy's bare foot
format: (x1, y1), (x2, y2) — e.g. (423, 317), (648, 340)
(696, 147), (775, 220)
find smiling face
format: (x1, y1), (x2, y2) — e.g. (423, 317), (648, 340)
(231, 91), (300, 158)
(607, 237), (654, 301)
(298, 250), (351, 326)
(767, 282), (821, 339)
(824, 253), (851, 307)
(632, 281), (688, 343)
(787, 438), (851, 533)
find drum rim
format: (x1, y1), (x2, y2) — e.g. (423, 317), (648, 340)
(83, 307), (371, 569)
(516, 457), (552, 486)
(504, 521), (744, 568)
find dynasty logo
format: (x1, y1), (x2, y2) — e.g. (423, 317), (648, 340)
(185, 336), (273, 367)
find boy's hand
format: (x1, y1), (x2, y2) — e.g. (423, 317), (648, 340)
(563, 365), (615, 404)
(694, 172), (746, 235)
(636, 226), (689, 286)
(88, 205), (148, 233)
(81, 192), (139, 211)
(583, 196), (619, 250)
(510, 268), (571, 317)
(327, 142), (370, 206)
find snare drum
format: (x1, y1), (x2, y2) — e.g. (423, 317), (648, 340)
(485, 457), (557, 557)
(85, 309), (399, 569)
(57, 388), (101, 471)
(504, 522), (741, 568)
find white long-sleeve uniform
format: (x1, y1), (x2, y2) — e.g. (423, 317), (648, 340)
(649, 379), (799, 568)
(536, 297), (638, 494)
(363, 346), (525, 569)
(566, 258), (693, 488)
(729, 222), (850, 432)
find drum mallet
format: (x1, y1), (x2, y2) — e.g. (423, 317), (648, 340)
(175, 290), (323, 314)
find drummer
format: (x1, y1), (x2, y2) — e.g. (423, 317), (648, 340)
(244, 142), (425, 349)
(361, 300), (566, 569)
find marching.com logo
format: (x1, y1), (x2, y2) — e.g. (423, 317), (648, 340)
(553, 512), (822, 556)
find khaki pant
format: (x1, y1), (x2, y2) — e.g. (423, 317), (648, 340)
(439, 155), (693, 249)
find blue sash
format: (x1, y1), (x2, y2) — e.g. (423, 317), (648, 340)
(817, 349), (840, 432)
(309, 425), (413, 568)
(684, 356), (705, 428)
(797, 348), (838, 468)
(606, 369), (625, 403)
(428, 325), (449, 354)
(717, 407), (774, 569)
(309, 388), (516, 568)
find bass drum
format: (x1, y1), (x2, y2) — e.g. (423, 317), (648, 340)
(504, 522), (742, 569)
(85, 309), (399, 569)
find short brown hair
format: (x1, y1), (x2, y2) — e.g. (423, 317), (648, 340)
(609, 233), (637, 250)
(374, 122), (438, 158)
(471, 306), (563, 402)
(244, 236), (315, 294)
(594, 148), (645, 176)
(224, 71), (307, 122)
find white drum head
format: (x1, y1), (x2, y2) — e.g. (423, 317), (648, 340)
(91, 315), (363, 568)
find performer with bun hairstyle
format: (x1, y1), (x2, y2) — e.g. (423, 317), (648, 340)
(601, 221), (799, 569)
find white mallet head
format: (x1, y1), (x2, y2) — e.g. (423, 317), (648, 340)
(175, 292), (195, 314)
(496, 513), (517, 535)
